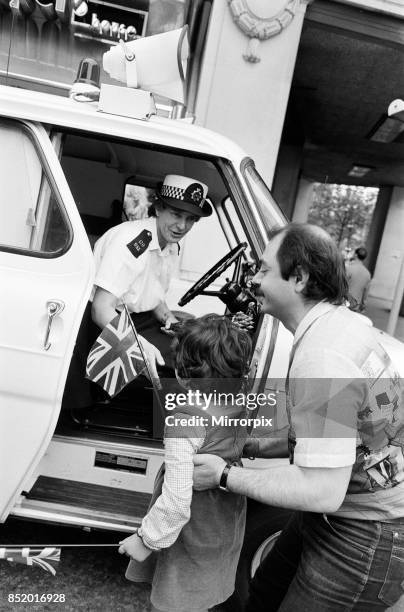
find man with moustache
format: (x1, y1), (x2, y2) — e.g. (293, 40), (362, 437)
(193, 223), (404, 611)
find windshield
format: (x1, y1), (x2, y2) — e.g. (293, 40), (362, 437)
(242, 159), (287, 232)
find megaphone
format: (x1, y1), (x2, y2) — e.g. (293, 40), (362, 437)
(388, 99), (404, 123)
(102, 26), (189, 109)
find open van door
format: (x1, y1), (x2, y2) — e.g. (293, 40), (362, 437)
(0, 118), (94, 522)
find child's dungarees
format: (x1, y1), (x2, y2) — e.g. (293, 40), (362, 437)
(126, 401), (247, 612)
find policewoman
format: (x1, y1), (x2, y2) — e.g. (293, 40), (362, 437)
(91, 175), (212, 378)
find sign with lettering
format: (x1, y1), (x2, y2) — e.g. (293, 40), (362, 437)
(72, 0), (149, 45)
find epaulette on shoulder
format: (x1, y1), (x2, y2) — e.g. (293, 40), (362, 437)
(126, 229), (152, 258)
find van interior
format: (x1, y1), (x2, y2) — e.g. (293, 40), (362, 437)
(1, 117), (283, 532)
(52, 129), (260, 442)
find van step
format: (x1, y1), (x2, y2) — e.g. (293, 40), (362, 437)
(25, 476), (151, 517)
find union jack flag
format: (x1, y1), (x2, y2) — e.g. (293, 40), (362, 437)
(86, 308), (146, 397)
(0, 547), (60, 575)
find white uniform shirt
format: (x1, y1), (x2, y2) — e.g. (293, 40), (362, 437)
(92, 218), (179, 313)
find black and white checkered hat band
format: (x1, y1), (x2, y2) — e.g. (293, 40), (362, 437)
(161, 184), (184, 199)
(161, 184), (204, 207)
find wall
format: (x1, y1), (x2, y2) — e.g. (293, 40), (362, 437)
(271, 145), (302, 219)
(194, 0), (311, 188)
(370, 187), (404, 302)
(365, 186), (392, 276)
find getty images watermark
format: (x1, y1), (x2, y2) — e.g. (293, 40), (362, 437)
(163, 387), (277, 430)
(156, 375), (395, 438)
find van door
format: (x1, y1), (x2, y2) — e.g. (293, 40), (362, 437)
(0, 118), (94, 521)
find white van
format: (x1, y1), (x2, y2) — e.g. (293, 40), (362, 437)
(1, 83), (403, 604)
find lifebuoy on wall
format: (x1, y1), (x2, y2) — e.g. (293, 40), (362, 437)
(228, 0), (299, 62)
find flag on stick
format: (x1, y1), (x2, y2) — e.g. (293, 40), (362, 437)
(86, 307), (147, 397)
(0, 547), (60, 575)
(124, 305), (163, 392)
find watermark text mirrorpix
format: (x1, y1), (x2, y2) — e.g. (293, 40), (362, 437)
(164, 389), (276, 429)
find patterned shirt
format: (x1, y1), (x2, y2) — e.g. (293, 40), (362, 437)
(139, 432), (205, 550)
(289, 302), (404, 520)
(138, 400), (247, 549)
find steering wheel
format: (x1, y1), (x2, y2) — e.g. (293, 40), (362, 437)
(178, 242), (247, 306)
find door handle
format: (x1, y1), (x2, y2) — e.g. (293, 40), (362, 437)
(44, 300), (65, 351)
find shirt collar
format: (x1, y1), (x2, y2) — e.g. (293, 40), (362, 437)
(148, 217), (177, 256)
(293, 301), (337, 346)
(148, 217), (160, 251)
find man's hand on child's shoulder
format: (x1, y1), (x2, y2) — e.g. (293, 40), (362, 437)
(118, 532), (153, 562)
(192, 454), (226, 490)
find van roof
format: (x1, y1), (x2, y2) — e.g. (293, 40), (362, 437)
(0, 85), (247, 163)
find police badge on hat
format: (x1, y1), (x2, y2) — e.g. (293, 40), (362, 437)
(157, 175), (212, 217)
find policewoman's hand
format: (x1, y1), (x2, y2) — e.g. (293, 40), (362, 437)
(138, 335), (165, 381)
(231, 311), (254, 331)
(160, 312), (180, 336)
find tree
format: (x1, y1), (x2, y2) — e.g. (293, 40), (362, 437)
(308, 183), (378, 250)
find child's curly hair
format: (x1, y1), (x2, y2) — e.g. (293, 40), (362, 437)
(172, 314), (252, 390)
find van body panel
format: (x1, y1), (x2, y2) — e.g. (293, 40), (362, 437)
(0, 86), (278, 528)
(0, 85), (247, 163)
(1, 83), (403, 540)
(0, 118), (94, 522)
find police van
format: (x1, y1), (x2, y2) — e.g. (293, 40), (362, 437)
(1, 75), (403, 604)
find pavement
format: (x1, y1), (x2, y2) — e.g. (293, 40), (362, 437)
(0, 296), (402, 612)
(365, 295), (404, 343)
(0, 519), (151, 612)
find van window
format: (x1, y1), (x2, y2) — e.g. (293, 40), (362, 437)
(57, 130), (239, 316)
(0, 120), (70, 256)
(56, 129), (251, 439)
(242, 159), (287, 232)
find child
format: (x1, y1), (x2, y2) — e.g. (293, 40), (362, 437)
(118, 314), (252, 612)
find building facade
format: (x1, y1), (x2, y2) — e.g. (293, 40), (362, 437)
(1, 0), (404, 322)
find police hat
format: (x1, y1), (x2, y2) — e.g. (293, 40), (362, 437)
(156, 175), (212, 217)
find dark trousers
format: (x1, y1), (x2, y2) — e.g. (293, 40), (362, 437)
(130, 311), (175, 372)
(62, 304), (175, 413)
(246, 511), (404, 612)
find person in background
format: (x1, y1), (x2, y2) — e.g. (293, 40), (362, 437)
(346, 246), (371, 313)
(119, 315), (252, 612)
(192, 223), (404, 612)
